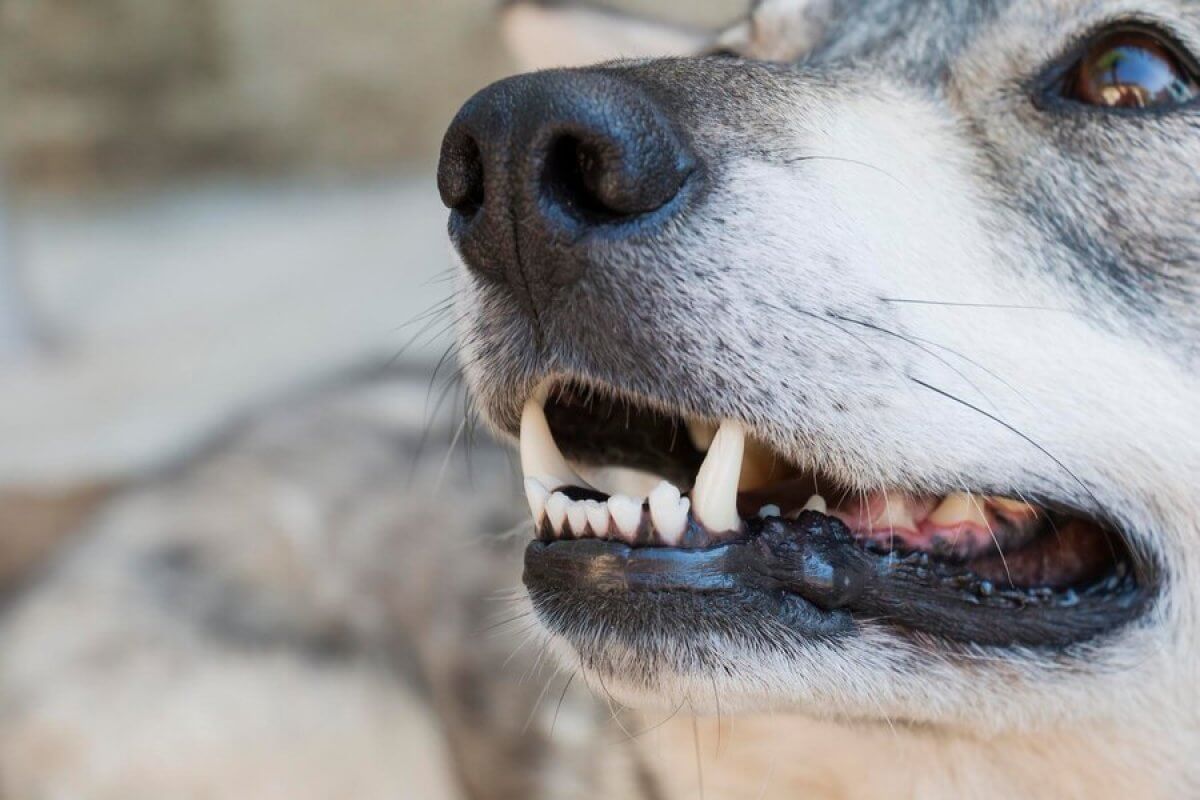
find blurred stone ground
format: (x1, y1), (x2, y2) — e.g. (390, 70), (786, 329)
(0, 0), (743, 592)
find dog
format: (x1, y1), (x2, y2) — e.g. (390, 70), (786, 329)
(439, 0), (1200, 796)
(2, 2), (1197, 798)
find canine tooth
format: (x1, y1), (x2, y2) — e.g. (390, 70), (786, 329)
(649, 482), (689, 545)
(546, 492), (570, 533)
(691, 420), (745, 532)
(802, 494), (827, 514)
(608, 495), (643, 541)
(758, 504), (781, 519)
(584, 500), (610, 537)
(566, 501), (588, 535)
(687, 420), (718, 452)
(520, 392), (588, 489)
(524, 478), (550, 524)
(928, 493), (989, 528)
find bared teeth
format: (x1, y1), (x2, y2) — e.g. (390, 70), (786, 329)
(758, 504), (782, 519)
(928, 492), (990, 528)
(987, 496), (1039, 519)
(649, 481), (690, 545)
(608, 495), (643, 542)
(519, 388), (589, 491)
(524, 478), (550, 526)
(584, 500), (610, 537)
(565, 501), (588, 535)
(690, 420), (746, 533)
(802, 494), (827, 514)
(545, 492), (570, 533)
(871, 491), (917, 533)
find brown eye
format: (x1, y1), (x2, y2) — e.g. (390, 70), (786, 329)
(1068, 30), (1200, 109)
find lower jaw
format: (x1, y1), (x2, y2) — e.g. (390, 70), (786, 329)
(523, 509), (1152, 649)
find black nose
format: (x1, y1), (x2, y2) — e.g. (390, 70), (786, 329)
(437, 70), (694, 302)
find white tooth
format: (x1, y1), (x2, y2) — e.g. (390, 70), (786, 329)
(649, 482), (689, 545)
(584, 500), (610, 537)
(663, 498), (691, 546)
(802, 494), (827, 514)
(758, 504), (781, 519)
(608, 495), (643, 542)
(687, 420), (718, 452)
(546, 492), (570, 533)
(520, 392), (589, 489)
(524, 478), (550, 525)
(566, 501), (588, 536)
(691, 420), (745, 533)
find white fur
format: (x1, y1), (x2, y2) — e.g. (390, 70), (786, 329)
(466, 3), (1200, 797)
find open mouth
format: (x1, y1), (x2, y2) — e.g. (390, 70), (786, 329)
(520, 381), (1153, 647)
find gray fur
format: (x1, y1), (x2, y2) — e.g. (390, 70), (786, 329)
(459, 0), (1200, 794)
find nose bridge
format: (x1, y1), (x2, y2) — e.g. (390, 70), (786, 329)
(437, 67), (695, 310)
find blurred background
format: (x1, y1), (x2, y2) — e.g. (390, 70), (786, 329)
(0, 1), (745, 797)
(0, 0), (739, 582)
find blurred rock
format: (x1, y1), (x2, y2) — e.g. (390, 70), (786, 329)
(0, 484), (114, 591)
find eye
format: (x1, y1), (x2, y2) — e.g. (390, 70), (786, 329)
(1061, 27), (1200, 109)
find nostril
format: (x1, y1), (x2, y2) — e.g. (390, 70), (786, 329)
(437, 130), (486, 221)
(542, 135), (626, 224)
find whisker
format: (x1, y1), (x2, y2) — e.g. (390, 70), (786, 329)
(831, 313), (1000, 414)
(880, 298), (1080, 313)
(551, 669), (578, 738)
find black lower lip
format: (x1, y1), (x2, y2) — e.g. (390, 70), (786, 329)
(524, 512), (1154, 648)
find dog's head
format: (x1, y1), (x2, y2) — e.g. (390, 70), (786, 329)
(439, 0), (1200, 736)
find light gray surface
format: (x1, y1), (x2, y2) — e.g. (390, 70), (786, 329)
(1, 175), (454, 484)
(0, 192), (38, 359)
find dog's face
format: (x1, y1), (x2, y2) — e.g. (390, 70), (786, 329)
(440, 0), (1200, 738)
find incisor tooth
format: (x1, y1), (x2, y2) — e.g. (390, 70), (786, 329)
(519, 392), (588, 489)
(566, 501), (588, 535)
(608, 495), (643, 541)
(524, 478), (550, 524)
(584, 500), (610, 537)
(758, 504), (782, 519)
(546, 492), (570, 533)
(691, 420), (745, 533)
(928, 493), (989, 528)
(649, 482), (689, 545)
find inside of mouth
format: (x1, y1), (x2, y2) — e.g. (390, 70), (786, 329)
(525, 382), (1134, 596)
